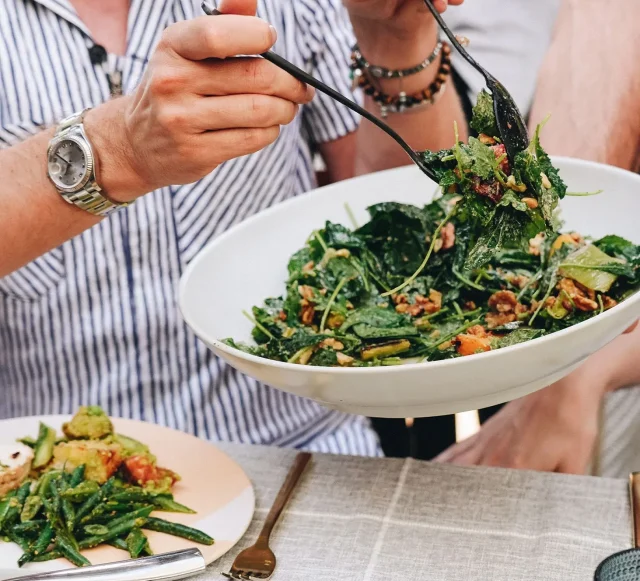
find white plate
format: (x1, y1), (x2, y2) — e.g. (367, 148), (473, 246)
(179, 158), (640, 418)
(0, 416), (254, 579)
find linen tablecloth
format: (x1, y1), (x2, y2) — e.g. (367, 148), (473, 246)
(197, 443), (631, 581)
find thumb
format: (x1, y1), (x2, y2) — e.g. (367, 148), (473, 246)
(217, 0), (258, 16)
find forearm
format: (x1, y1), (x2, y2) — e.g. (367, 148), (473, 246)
(353, 23), (467, 175)
(529, 0), (640, 171)
(575, 323), (640, 397)
(0, 129), (101, 277)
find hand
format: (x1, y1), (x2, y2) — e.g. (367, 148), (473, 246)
(434, 367), (604, 474)
(84, 0), (314, 202)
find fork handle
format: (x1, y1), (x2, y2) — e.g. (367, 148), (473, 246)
(257, 452), (311, 547)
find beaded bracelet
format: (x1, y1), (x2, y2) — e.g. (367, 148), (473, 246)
(351, 41), (443, 80)
(350, 42), (452, 118)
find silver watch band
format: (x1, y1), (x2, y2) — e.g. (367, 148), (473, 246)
(53, 109), (128, 217)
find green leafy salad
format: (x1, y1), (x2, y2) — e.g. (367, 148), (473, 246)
(226, 92), (640, 367)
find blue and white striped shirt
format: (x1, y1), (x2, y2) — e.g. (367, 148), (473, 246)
(0, 0), (381, 456)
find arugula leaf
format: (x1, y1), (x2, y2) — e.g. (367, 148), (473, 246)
(470, 90), (499, 137)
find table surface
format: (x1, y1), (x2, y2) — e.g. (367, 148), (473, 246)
(198, 443), (632, 581)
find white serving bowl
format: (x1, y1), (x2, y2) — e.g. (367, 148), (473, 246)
(179, 158), (640, 418)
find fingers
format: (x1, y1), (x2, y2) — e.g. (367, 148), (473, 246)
(217, 0), (258, 15)
(162, 14), (276, 60)
(624, 320), (639, 334)
(191, 94), (299, 131)
(183, 57), (314, 104)
(202, 126), (281, 159)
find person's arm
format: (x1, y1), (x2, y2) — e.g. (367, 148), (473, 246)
(0, 11), (313, 278)
(529, 0), (640, 171)
(319, 0), (467, 179)
(435, 323), (640, 474)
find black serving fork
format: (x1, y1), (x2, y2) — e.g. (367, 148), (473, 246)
(201, 1), (440, 183)
(421, 0), (529, 161)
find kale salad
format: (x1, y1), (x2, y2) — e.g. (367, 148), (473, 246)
(226, 92), (640, 367)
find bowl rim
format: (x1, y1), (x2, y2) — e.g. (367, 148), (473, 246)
(179, 156), (640, 375)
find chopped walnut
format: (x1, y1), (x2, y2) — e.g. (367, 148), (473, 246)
(466, 325), (488, 338)
(488, 290), (519, 313)
(573, 295), (599, 312)
(529, 233), (545, 256)
(485, 312), (516, 329)
(300, 300), (315, 325)
(440, 222), (456, 250)
(393, 294), (408, 305)
(515, 303), (529, 316)
(478, 133), (496, 145)
(335, 248), (351, 258)
(429, 290), (443, 309)
(395, 303), (410, 314)
(278, 310), (287, 321)
(302, 261), (315, 273)
(464, 301), (477, 311)
(320, 338), (344, 351)
(508, 274), (530, 290)
(298, 285), (315, 301)
(336, 352), (354, 366)
(602, 296), (617, 310)
(407, 304), (424, 317)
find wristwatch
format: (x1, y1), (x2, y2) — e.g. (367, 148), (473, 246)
(47, 108), (128, 217)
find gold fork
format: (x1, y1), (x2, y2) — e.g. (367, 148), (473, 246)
(223, 452), (311, 580)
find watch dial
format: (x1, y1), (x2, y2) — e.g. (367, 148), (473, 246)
(48, 139), (89, 190)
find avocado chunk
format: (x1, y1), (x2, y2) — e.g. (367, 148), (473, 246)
(62, 406), (113, 440)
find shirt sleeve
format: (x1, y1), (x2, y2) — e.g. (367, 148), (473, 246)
(297, 0), (362, 145)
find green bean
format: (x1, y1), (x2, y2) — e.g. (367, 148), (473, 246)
(4, 482), (32, 529)
(6, 529), (31, 551)
(78, 517), (147, 550)
(111, 488), (159, 503)
(54, 478), (76, 532)
(38, 470), (61, 497)
(142, 517), (214, 546)
(13, 520), (44, 535)
(152, 496), (196, 514)
(126, 528), (148, 559)
(107, 537), (129, 551)
(31, 549), (63, 563)
(62, 480), (100, 503)
(84, 524), (109, 536)
(106, 506), (154, 530)
(69, 465), (86, 487)
(75, 477), (114, 524)
(56, 533), (91, 567)
(17, 523), (54, 566)
(0, 491), (17, 530)
(20, 494), (42, 522)
(79, 502), (146, 525)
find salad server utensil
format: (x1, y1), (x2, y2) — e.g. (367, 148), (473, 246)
(222, 452), (311, 580)
(201, 1), (440, 183)
(4, 548), (206, 581)
(421, 0), (529, 161)
(593, 472), (640, 581)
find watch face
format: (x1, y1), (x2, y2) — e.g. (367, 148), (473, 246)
(47, 137), (91, 192)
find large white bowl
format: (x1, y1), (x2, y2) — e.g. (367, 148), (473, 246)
(179, 158), (640, 418)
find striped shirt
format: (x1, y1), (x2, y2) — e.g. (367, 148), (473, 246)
(0, 0), (381, 456)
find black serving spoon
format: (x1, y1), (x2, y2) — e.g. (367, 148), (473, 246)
(594, 473), (640, 581)
(421, 0), (529, 161)
(201, 1), (440, 183)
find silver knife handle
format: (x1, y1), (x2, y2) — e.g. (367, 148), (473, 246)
(7, 549), (206, 581)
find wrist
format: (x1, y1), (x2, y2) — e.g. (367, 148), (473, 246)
(351, 19), (438, 71)
(83, 98), (148, 204)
